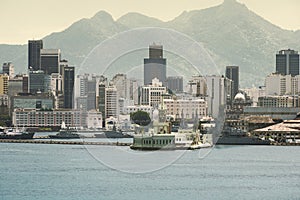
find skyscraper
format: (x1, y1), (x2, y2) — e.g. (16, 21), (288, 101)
(2, 62), (14, 78)
(226, 66), (239, 96)
(276, 49), (300, 76)
(28, 40), (43, 70)
(63, 66), (75, 109)
(144, 44), (167, 86)
(167, 76), (183, 93)
(40, 49), (61, 75)
(29, 70), (50, 94)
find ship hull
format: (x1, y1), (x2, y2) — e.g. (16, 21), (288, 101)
(216, 136), (270, 145)
(94, 131), (133, 139)
(0, 132), (35, 140)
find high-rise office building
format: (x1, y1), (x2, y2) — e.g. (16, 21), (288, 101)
(29, 70), (50, 94)
(276, 49), (299, 76)
(226, 66), (239, 96)
(28, 40), (43, 70)
(2, 62), (14, 78)
(105, 85), (118, 118)
(144, 44), (167, 86)
(40, 49), (61, 75)
(167, 76), (183, 93)
(0, 74), (8, 95)
(63, 66), (75, 109)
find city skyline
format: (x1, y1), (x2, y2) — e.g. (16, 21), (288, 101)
(0, 0), (300, 44)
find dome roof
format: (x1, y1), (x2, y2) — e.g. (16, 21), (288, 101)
(234, 92), (245, 101)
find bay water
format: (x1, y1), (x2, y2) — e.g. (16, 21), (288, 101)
(1, 143), (300, 200)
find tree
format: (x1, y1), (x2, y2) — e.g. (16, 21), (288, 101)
(130, 111), (151, 126)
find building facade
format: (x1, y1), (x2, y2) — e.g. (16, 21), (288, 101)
(40, 49), (61, 75)
(276, 49), (299, 76)
(28, 40), (43, 70)
(63, 66), (75, 109)
(226, 66), (239, 96)
(144, 44), (167, 86)
(167, 76), (183, 93)
(163, 98), (207, 120)
(140, 78), (168, 107)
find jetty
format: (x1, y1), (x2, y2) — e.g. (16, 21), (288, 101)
(0, 139), (131, 146)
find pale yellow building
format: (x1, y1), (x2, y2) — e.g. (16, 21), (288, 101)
(0, 74), (8, 95)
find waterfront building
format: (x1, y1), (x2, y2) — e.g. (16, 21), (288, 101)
(0, 74), (8, 95)
(167, 76), (183, 93)
(226, 66), (239, 97)
(2, 62), (14, 79)
(40, 49), (61, 75)
(63, 66), (75, 109)
(28, 40), (43, 70)
(163, 97), (207, 120)
(144, 44), (167, 86)
(12, 108), (100, 128)
(140, 78), (168, 107)
(276, 49), (299, 76)
(86, 110), (103, 129)
(252, 119), (300, 143)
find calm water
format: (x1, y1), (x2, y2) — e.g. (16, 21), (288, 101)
(0, 143), (300, 200)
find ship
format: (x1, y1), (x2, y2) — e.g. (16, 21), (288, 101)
(0, 127), (35, 139)
(216, 127), (270, 145)
(48, 129), (81, 139)
(48, 122), (80, 139)
(94, 127), (133, 139)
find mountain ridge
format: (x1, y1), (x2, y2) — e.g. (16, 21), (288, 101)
(0, 0), (299, 87)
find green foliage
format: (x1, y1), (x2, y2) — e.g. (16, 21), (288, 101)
(130, 111), (151, 126)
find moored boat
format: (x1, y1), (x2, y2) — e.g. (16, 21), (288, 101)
(0, 127), (35, 140)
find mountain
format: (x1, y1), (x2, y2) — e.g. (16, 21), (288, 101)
(0, 0), (299, 87)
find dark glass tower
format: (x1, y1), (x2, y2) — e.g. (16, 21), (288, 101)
(63, 66), (75, 109)
(28, 40), (43, 70)
(144, 44), (166, 86)
(276, 49), (299, 76)
(226, 66), (239, 96)
(40, 49), (61, 75)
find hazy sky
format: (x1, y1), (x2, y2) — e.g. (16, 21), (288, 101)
(1, 0), (299, 44)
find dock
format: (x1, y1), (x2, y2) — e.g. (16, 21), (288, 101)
(0, 139), (131, 146)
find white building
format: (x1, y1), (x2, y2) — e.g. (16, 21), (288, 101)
(206, 76), (231, 118)
(105, 85), (118, 118)
(163, 97), (207, 120)
(265, 73), (300, 96)
(12, 109), (88, 127)
(140, 78), (168, 107)
(86, 110), (103, 129)
(125, 105), (154, 118)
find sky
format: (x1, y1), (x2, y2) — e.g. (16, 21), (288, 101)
(1, 0), (300, 44)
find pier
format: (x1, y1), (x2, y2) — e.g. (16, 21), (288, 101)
(0, 139), (131, 146)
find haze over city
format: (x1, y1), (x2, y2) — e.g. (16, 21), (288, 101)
(1, 0), (300, 44)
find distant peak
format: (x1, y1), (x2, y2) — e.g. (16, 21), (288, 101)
(223, 0), (238, 4)
(92, 10), (114, 21)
